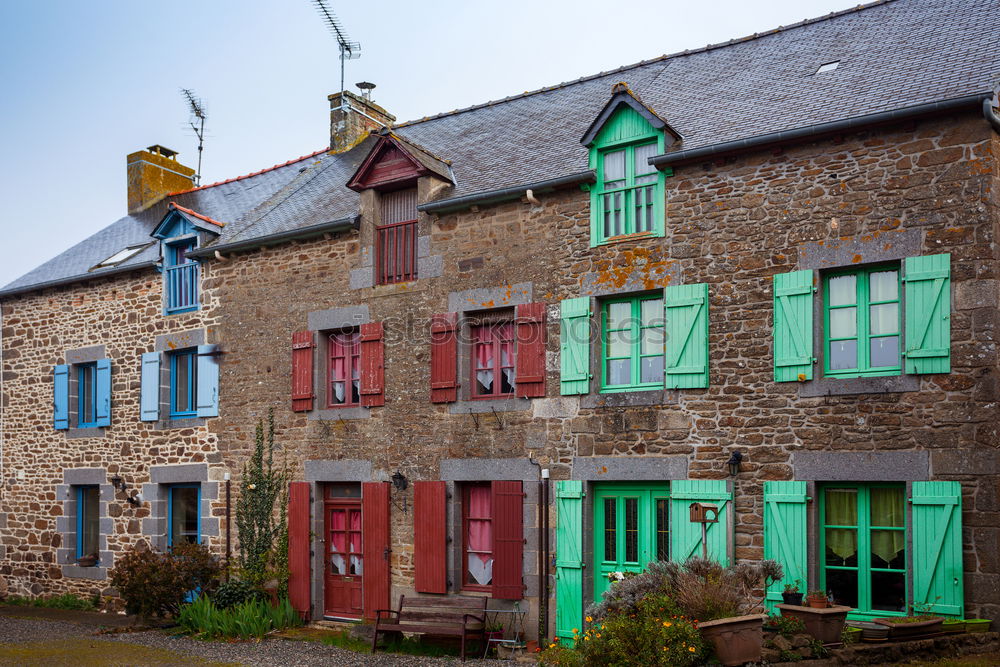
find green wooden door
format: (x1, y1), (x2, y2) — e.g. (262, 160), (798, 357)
(669, 480), (731, 565)
(592, 482), (669, 602)
(763, 481), (808, 613)
(555, 481), (584, 642)
(911, 481), (963, 617)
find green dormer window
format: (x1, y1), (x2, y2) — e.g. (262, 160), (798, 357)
(582, 84), (679, 247)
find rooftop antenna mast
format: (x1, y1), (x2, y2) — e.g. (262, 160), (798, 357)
(311, 0), (361, 111)
(180, 88), (207, 186)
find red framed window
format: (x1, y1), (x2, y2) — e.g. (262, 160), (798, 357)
(472, 322), (516, 398)
(462, 483), (493, 591)
(377, 189), (418, 285)
(328, 331), (361, 407)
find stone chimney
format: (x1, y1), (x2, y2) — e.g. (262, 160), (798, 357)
(328, 90), (396, 153)
(126, 145), (196, 214)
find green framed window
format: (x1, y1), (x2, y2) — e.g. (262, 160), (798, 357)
(820, 484), (907, 618)
(601, 294), (664, 392)
(823, 265), (901, 377)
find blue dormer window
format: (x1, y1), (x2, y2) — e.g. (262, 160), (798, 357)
(165, 238), (199, 314)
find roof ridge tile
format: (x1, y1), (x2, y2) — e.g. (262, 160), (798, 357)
(168, 147), (330, 196)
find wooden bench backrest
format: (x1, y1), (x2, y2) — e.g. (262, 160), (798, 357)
(394, 595), (487, 627)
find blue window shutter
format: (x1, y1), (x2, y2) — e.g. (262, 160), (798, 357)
(95, 359), (112, 427)
(140, 352), (161, 422)
(53, 364), (70, 430)
(196, 345), (219, 418)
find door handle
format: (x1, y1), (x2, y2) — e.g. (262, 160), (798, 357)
(383, 547), (391, 561)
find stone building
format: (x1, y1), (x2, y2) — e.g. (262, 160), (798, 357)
(1, 0), (999, 642)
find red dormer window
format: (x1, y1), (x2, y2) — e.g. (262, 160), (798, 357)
(377, 189), (417, 284)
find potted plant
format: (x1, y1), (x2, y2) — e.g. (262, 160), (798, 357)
(484, 620), (505, 644)
(941, 618), (966, 634)
(75, 552), (99, 568)
(966, 618), (992, 633)
(781, 580), (803, 606)
(873, 614), (944, 638)
(806, 590), (829, 608)
(778, 600), (852, 644)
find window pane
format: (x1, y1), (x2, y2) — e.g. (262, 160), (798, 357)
(871, 530), (906, 569)
(624, 497), (638, 563)
(655, 499), (669, 561)
(826, 568), (858, 608)
(869, 303), (898, 335)
(828, 275), (856, 306)
(603, 498), (616, 561)
(871, 571), (906, 612)
(640, 298), (663, 326)
(174, 354), (192, 413)
(869, 270), (898, 302)
(79, 486), (100, 559)
(603, 150), (625, 183)
(641, 327), (664, 356)
(607, 302), (631, 330)
(870, 487), (905, 527)
(825, 528), (858, 566)
(607, 359), (631, 386)
(170, 486), (199, 546)
(825, 488), (858, 525)
(870, 336), (899, 368)
(500, 367), (515, 394)
(634, 143), (657, 176)
(607, 330), (631, 358)
(80, 366), (94, 424)
(640, 356), (664, 384)
(828, 339), (857, 370)
(829, 307), (857, 338)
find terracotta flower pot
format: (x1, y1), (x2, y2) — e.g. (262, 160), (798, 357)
(778, 604), (851, 644)
(698, 614), (766, 667)
(75, 555), (98, 568)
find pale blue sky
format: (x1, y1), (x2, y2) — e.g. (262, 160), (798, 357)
(0, 0), (858, 287)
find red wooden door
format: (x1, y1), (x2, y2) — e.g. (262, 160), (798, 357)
(324, 500), (364, 618)
(362, 481), (391, 620)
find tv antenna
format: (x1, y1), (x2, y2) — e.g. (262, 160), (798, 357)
(180, 88), (207, 186)
(311, 0), (361, 111)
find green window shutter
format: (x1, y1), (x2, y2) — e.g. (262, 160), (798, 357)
(555, 480), (584, 642)
(904, 254), (951, 374)
(560, 298), (591, 395)
(669, 480), (730, 565)
(664, 283), (709, 389)
(763, 481), (808, 614)
(911, 481), (963, 617)
(773, 270), (815, 382)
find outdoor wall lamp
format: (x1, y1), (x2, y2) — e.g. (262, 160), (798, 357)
(727, 451), (744, 477)
(391, 471), (408, 491)
(109, 475), (123, 490)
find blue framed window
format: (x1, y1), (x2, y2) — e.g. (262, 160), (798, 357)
(170, 350), (198, 418)
(168, 484), (201, 547)
(75, 485), (100, 563)
(164, 238), (199, 314)
(77, 363), (98, 427)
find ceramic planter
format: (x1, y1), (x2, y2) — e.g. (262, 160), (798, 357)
(75, 555), (98, 568)
(849, 621), (890, 642)
(698, 614), (766, 667)
(781, 592), (804, 606)
(777, 604), (851, 644)
(806, 595), (829, 609)
(966, 619), (992, 633)
(873, 616), (943, 638)
(941, 619), (966, 634)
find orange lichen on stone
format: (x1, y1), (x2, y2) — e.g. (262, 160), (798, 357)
(852, 254), (863, 263)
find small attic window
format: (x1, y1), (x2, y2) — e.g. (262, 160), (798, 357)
(94, 244), (150, 269)
(815, 61), (840, 75)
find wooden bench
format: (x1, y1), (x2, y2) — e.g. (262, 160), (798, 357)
(372, 594), (487, 661)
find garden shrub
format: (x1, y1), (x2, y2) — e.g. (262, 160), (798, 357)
(212, 579), (263, 609)
(109, 541), (221, 618)
(177, 594), (301, 640)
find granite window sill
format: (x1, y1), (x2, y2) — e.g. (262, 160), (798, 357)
(798, 374), (919, 397)
(581, 389), (676, 409)
(66, 427), (107, 439)
(153, 417), (207, 431)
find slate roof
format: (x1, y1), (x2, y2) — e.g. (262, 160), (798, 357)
(4, 0), (998, 296)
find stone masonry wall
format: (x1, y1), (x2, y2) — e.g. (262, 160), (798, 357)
(204, 110), (999, 627)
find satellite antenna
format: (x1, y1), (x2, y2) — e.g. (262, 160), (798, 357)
(180, 88), (207, 186)
(311, 0), (361, 111)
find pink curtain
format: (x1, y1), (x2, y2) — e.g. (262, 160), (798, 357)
(475, 327), (494, 392)
(349, 510), (363, 575)
(329, 510), (347, 574)
(467, 486), (493, 585)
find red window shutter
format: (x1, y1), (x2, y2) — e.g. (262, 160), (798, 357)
(515, 303), (547, 398)
(430, 313), (458, 403)
(359, 322), (385, 407)
(291, 331), (315, 412)
(287, 482), (311, 618)
(491, 480), (524, 600)
(413, 481), (447, 593)
(362, 481), (391, 619)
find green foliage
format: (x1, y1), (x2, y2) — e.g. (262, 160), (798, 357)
(767, 613), (806, 638)
(212, 579), (264, 609)
(1, 593), (96, 611)
(235, 410), (290, 587)
(537, 642), (584, 667)
(178, 594), (301, 640)
(320, 630), (372, 653)
(783, 578), (803, 593)
(779, 648), (804, 662)
(109, 542), (221, 618)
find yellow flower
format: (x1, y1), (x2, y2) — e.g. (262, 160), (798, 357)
(584, 636), (590, 641)
(549, 643), (556, 649)
(585, 616), (592, 622)
(572, 628), (578, 634)
(663, 621), (672, 627)
(689, 647), (697, 653)
(596, 633), (601, 638)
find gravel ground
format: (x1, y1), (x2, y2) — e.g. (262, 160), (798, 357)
(0, 616), (510, 666)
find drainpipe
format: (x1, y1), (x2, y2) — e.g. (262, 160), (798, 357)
(984, 94), (1000, 134)
(539, 468), (550, 642)
(224, 472), (232, 576)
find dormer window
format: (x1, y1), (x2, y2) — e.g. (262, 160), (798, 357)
(581, 83), (681, 247)
(152, 203), (225, 315)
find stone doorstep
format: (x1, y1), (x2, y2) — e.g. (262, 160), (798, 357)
(768, 630), (999, 667)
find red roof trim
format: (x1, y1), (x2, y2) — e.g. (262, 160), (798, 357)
(167, 147), (329, 196)
(168, 202), (227, 228)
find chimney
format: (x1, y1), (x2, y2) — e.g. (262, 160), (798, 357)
(328, 88), (396, 153)
(126, 145), (196, 214)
